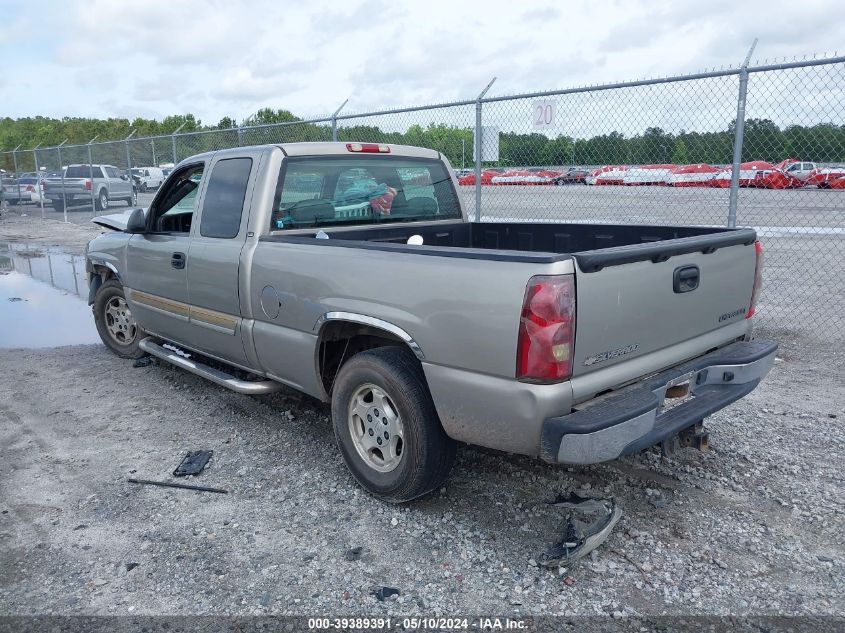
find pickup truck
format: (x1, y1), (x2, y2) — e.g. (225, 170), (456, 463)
(45, 164), (138, 211)
(85, 142), (776, 502)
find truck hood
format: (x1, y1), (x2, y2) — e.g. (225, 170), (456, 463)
(91, 208), (148, 231)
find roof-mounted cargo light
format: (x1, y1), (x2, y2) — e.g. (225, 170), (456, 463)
(346, 143), (390, 153)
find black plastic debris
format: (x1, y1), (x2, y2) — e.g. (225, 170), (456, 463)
(173, 450), (213, 477)
(127, 478), (228, 494)
(125, 562), (139, 572)
(345, 546), (363, 561)
(372, 587), (400, 601)
(539, 493), (622, 567)
(132, 356), (152, 368)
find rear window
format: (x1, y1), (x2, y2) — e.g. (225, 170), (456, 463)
(65, 165), (103, 178)
(271, 155), (461, 230)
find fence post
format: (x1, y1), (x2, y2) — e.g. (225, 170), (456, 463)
(33, 144), (44, 219)
(331, 99), (349, 142)
(171, 122), (187, 164)
(57, 139), (68, 223)
(11, 145), (21, 204)
(727, 39), (757, 229)
(236, 126), (243, 147)
(87, 135), (99, 214)
(474, 77), (496, 222)
(125, 130), (136, 209)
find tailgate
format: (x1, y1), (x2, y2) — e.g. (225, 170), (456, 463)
(45, 178), (86, 193)
(571, 230), (758, 378)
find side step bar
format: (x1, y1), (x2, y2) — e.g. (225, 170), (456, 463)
(138, 338), (282, 395)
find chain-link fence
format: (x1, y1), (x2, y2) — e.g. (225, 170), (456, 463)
(2, 55), (843, 341)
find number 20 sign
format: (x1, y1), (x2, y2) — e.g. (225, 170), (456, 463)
(533, 101), (556, 129)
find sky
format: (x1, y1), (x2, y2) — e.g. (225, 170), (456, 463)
(1, 0), (843, 127)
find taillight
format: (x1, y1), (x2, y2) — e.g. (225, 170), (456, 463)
(26, 185), (33, 192)
(517, 275), (576, 383)
(346, 142), (390, 153)
(85, 179), (92, 190)
(746, 241), (764, 319)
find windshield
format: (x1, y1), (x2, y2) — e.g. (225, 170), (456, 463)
(271, 155), (461, 230)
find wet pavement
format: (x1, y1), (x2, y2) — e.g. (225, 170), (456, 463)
(0, 242), (100, 348)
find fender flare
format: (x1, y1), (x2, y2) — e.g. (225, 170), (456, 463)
(313, 312), (424, 360)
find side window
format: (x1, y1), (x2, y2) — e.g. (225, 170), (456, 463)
(106, 167), (120, 178)
(151, 164), (205, 233)
(199, 158), (253, 239)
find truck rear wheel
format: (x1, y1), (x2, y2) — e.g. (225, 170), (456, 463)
(331, 347), (456, 503)
(93, 279), (146, 359)
(95, 189), (109, 211)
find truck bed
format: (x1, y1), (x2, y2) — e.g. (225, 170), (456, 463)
(264, 221), (756, 270)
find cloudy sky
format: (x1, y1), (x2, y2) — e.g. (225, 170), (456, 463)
(1, 0), (843, 125)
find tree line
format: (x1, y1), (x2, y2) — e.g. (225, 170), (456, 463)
(2, 108), (843, 173)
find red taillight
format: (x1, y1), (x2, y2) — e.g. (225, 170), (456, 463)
(517, 275), (576, 383)
(346, 142), (390, 153)
(85, 179), (92, 190)
(746, 241), (764, 319)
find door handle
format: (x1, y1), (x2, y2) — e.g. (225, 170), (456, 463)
(171, 252), (186, 269)
(673, 265), (699, 293)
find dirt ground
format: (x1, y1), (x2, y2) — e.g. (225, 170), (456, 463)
(0, 213), (842, 620)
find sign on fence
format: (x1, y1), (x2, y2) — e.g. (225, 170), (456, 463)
(532, 100), (556, 129)
(473, 126), (500, 161)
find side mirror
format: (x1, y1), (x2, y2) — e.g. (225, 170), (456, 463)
(121, 174), (129, 180)
(126, 207), (147, 234)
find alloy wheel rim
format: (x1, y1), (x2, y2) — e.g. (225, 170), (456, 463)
(104, 296), (136, 345)
(347, 383), (404, 473)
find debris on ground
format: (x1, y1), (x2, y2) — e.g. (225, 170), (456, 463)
(127, 478), (228, 494)
(539, 493), (622, 567)
(372, 587), (400, 601)
(345, 546), (363, 561)
(173, 450), (213, 476)
(132, 356), (153, 368)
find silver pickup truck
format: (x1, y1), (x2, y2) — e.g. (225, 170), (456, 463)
(45, 164), (138, 211)
(85, 142), (776, 502)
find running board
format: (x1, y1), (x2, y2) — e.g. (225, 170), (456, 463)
(138, 338), (282, 395)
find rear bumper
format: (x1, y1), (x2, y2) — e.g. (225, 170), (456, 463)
(540, 339), (778, 464)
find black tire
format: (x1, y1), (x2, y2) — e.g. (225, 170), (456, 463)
(51, 199), (65, 212)
(93, 279), (146, 359)
(95, 189), (108, 211)
(331, 347), (456, 503)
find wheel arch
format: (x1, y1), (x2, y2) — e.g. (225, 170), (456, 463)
(314, 313), (425, 398)
(87, 260), (121, 304)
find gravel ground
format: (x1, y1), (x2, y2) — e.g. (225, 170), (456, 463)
(0, 214), (843, 620)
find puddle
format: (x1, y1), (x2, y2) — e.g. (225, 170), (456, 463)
(0, 242), (100, 348)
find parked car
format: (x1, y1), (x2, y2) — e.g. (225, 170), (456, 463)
(86, 141), (775, 503)
(457, 168), (502, 186)
(554, 167), (589, 185)
(711, 161), (775, 188)
(130, 166), (165, 192)
(491, 168), (561, 185)
(780, 160), (816, 182)
(622, 164), (676, 186)
(667, 163), (718, 187)
(3, 176), (44, 204)
(806, 165), (845, 188)
(43, 164), (138, 211)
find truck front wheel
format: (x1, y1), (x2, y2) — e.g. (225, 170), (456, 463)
(331, 347), (456, 503)
(93, 279), (146, 359)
